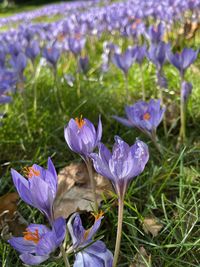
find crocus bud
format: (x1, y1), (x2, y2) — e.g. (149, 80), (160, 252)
(64, 116), (102, 159)
(181, 81), (192, 103)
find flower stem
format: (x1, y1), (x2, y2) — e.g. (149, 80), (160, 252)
(85, 159), (98, 213)
(179, 76), (186, 143)
(113, 196), (124, 267)
(124, 73), (129, 103)
(139, 64), (145, 101)
(60, 244), (70, 267)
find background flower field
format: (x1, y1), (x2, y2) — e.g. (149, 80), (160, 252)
(0, 0), (200, 266)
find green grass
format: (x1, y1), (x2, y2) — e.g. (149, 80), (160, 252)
(1, 8), (200, 267)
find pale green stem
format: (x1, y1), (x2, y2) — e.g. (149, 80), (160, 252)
(113, 196), (124, 267)
(85, 159), (98, 213)
(179, 75), (186, 143)
(60, 244), (70, 267)
(151, 129), (163, 155)
(124, 73), (129, 103)
(157, 70), (167, 137)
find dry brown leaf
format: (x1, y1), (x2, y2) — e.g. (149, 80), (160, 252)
(142, 217), (163, 237)
(130, 247), (151, 267)
(0, 192), (19, 223)
(54, 162), (113, 219)
(0, 192), (27, 239)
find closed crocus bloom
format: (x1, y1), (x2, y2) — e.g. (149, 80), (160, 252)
(91, 136), (149, 198)
(26, 40), (40, 63)
(11, 158), (58, 223)
(78, 56), (89, 74)
(146, 22), (165, 44)
(64, 116), (102, 159)
(112, 48), (134, 75)
(167, 48), (198, 77)
(147, 42), (170, 71)
(43, 46), (60, 67)
(8, 217), (66, 266)
(181, 81), (192, 103)
(68, 213), (113, 267)
(113, 99), (165, 138)
(132, 45), (147, 65)
(10, 52), (27, 80)
(68, 36), (86, 55)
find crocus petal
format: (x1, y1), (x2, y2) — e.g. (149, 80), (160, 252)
(112, 115), (133, 127)
(11, 169), (34, 207)
(8, 237), (36, 254)
(20, 253), (49, 266)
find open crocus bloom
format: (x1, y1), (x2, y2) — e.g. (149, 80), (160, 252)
(167, 48), (198, 77)
(8, 217), (66, 266)
(113, 99), (165, 138)
(64, 116), (102, 159)
(11, 158), (58, 223)
(91, 136), (149, 198)
(68, 213), (113, 267)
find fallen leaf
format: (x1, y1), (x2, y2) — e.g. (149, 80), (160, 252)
(0, 192), (19, 223)
(0, 192), (28, 239)
(130, 247), (151, 267)
(142, 217), (163, 237)
(53, 162), (113, 219)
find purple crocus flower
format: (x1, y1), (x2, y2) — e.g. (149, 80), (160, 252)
(113, 99), (165, 138)
(64, 116), (102, 159)
(10, 52), (27, 81)
(68, 213), (113, 267)
(0, 70), (17, 93)
(26, 40), (40, 63)
(8, 217), (66, 266)
(78, 56), (89, 74)
(43, 46), (60, 67)
(147, 42), (170, 71)
(11, 158), (58, 223)
(181, 81), (192, 102)
(91, 136), (149, 198)
(167, 48), (198, 77)
(146, 22), (165, 44)
(112, 48), (134, 75)
(132, 45), (147, 65)
(68, 36), (86, 55)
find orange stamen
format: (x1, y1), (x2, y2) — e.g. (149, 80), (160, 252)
(143, 112), (151, 121)
(23, 229), (40, 244)
(75, 115), (85, 129)
(92, 210), (104, 221)
(23, 167), (40, 179)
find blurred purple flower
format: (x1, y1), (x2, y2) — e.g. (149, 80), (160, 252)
(11, 158), (58, 223)
(10, 52), (27, 81)
(112, 48), (135, 75)
(68, 213), (113, 267)
(78, 56), (89, 74)
(113, 99), (165, 138)
(8, 217), (66, 266)
(147, 42), (170, 71)
(132, 45), (147, 65)
(91, 136), (149, 198)
(64, 116), (102, 159)
(43, 46), (60, 67)
(68, 36), (86, 55)
(146, 22), (165, 44)
(167, 48), (198, 77)
(181, 81), (192, 102)
(26, 40), (40, 63)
